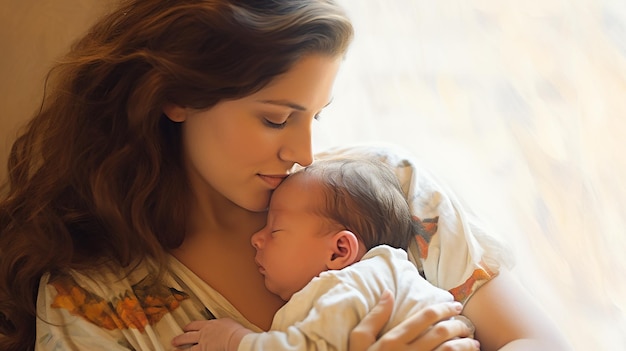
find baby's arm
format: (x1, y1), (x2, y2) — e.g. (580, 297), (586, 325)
(172, 319), (253, 351)
(172, 283), (367, 351)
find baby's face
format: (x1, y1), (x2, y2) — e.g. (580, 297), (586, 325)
(250, 175), (336, 300)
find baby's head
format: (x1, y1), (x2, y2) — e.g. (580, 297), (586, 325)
(251, 157), (415, 300)
(298, 157), (415, 251)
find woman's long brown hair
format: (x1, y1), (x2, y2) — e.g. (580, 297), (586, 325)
(0, 1), (352, 349)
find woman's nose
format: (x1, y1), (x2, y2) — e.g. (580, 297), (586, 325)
(279, 122), (313, 167)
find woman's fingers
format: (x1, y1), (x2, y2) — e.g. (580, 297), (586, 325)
(433, 338), (481, 351)
(411, 318), (474, 350)
(381, 301), (464, 345)
(450, 315), (475, 338)
(349, 290), (395, 351)
(349, 296), (473, 351)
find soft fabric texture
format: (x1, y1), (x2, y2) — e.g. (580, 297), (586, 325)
(238, 245), (453, 351)
(35, 145), (502, 350)
(314, 144), (507, 300)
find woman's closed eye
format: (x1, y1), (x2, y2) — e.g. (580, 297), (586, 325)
(263, 118), (288, 129)
(262, 113), (322, 129)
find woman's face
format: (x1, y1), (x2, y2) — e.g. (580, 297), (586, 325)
(171, 55), (342, 212)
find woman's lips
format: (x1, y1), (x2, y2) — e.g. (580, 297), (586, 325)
(258, 174), (287, 189)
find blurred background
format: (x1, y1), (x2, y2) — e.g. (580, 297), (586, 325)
(2, 0), (625, 349)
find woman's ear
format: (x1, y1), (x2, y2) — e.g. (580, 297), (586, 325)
(163, 103), (188, 122)
(326, 230), (361, 270)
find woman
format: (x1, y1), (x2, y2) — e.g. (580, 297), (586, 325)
(0, 0), (568, 350)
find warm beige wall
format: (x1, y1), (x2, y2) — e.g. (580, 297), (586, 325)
(0, 0), (111, 183)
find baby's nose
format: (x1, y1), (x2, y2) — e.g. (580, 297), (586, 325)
(251, 228), (266, 249)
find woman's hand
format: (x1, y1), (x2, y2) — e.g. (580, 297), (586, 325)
(349, 290), (480, 351)
(172, 319), (253, 351)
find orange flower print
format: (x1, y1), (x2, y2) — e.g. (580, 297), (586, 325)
(50, 275), (122, 330)
(448, 263), (496, 303)
(131, 275), (190, 325)
(49, 273), (190, 331)
(114, 293), (149, 332)
(412, 215), (439, 259)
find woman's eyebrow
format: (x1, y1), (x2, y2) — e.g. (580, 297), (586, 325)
(258, 99), (306, 111)
(257, 98), (333, 111)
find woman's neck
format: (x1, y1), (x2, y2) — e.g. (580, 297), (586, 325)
(187, 184), (267, 239)
(170, 188), (284, 330)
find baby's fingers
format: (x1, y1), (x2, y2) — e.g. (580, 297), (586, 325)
(171, 330), (199, 347)
(182, 320), (214, 332)
(172, 320), (214, 347)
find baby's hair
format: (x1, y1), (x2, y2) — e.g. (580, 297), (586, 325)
(296, 158), (416, 250)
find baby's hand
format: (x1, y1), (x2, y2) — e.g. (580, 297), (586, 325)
(172, 318), (253, 351)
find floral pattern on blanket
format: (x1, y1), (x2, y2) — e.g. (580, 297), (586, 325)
(448, 264), (496, 303)
(412, 215), (439, 259)
(412, 215), (496, 303)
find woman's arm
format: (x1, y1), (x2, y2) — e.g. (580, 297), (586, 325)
(350, 269), (572, 351)
(350, 293), (479, 351)
(463, 269), (572, 351)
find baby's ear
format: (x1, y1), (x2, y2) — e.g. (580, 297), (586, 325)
(162, 103), (188, 122)
(326, 230), (361, 270)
